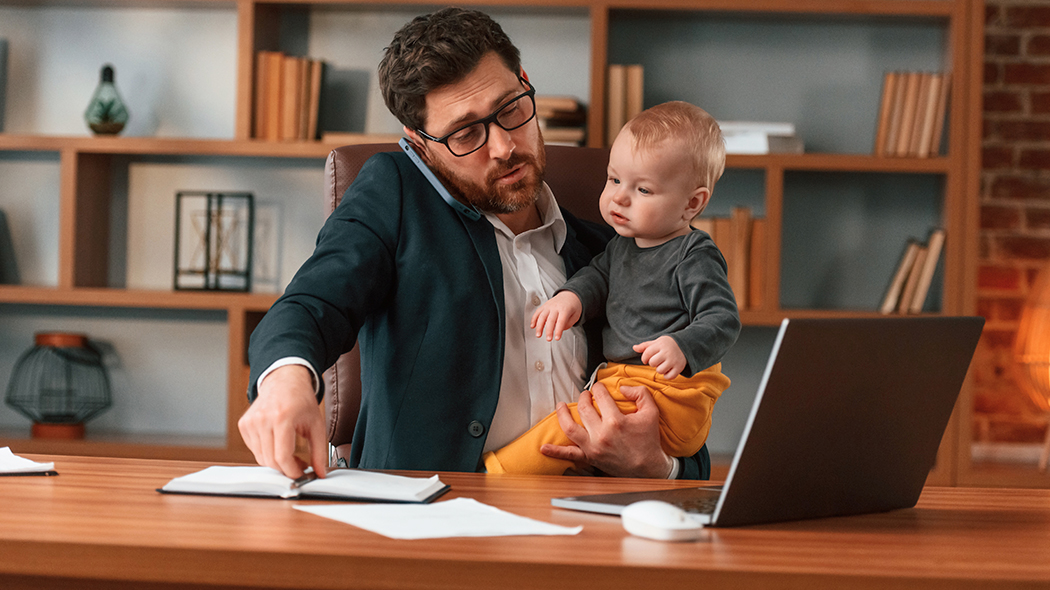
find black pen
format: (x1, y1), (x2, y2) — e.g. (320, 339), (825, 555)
(290, 470), (318, 489)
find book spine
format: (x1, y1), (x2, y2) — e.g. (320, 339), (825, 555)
(897, 245), (928, 314)
(625, 64), (644, 121)
(606, 64), (626, 146)
(929, 72), (951, 157)
(874, 71), (897, 157)
(895, 71), (921, 157)
(880, 240), (920, 315)
(908, 72), (932, 157)
(908, 229), (945, 314)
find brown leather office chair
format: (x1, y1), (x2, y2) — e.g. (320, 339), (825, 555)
(322, 142), (610, 465)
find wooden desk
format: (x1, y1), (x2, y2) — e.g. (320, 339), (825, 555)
(1, 455), (1049, 589)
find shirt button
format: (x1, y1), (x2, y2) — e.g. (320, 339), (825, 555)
(535, 361), (545, 372)
(468, 420), (485, 438)
(531, 294), (541, 307)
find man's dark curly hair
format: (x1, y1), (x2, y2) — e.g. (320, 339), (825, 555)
(378, 7), (522, 133)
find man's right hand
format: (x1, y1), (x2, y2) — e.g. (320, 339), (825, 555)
(238, 364), (328, 479)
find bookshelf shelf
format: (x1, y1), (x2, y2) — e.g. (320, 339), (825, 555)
(0, 133), (401, 158)
(0, 285), (277, 311)
(0, 0), (981, 477)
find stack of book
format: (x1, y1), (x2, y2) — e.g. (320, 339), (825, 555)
(719, 121), (803, 155)
(254, 51), (324, 142)
(536, 95), (586, 146)
(879, 228), (945, 315)
(873, 71), (949, 158)
(691, 206), (766, 312)
(606, 64), (644, 145)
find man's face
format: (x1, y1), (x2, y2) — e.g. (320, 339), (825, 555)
(407, 52), (546, 215)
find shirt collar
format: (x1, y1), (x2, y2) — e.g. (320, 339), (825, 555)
(483, 182), (567, 253)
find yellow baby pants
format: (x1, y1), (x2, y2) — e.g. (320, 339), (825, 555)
(482, 362), (729, 475)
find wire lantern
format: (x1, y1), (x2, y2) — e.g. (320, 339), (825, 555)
(4, 333), (111, 439)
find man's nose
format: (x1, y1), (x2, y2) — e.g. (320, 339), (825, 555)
(486, 123), (515, 159)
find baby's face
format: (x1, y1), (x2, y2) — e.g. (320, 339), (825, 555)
(599, 131), (707, 248)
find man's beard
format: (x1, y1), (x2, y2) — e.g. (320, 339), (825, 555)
(429, 139), (547, 215)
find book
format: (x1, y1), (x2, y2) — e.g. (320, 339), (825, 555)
(729, 206), (752, 310)
(907, 228), (945, 314)
(535, 95), (582, 114)
(307, 59), (324, 141)
(693, 209), (766, 312)
(874, 71), (898, 156)
(895, 71), (921, 157)
(0, 447), (56, 476)
(159, 465), (449, 503)
(884, 70), (908, 157)
(536, 94), (586, 146)
(281, 55), (303, 141)
(897, 244), (928, 314)
(749, 218), (767, 310)
(915, 73), (942, 157)
(879, 240), (920, 314)
(625, 64), (644, 121)
(264, 51), (284, 141)
(606, 64), (626, 145)
(720, 121), (801, 155)
(907, 73), (932, 157)
(929, 72), (950, 156)
(253, 51), (270, 139)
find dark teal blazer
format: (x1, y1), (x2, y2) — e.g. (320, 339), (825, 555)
(248, 151), (710, 479)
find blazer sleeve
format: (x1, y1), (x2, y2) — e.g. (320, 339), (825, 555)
(247, 153), (405, 400)
(677, 444), (712, 480)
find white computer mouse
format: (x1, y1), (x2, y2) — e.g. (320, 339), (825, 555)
(621, 500), (705, 542)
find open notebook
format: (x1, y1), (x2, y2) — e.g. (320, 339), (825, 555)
(553, 316), (984, 527)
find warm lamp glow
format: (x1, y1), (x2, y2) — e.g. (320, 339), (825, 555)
(1015, 261), (1050, 469)
(1015, 264), (1050, 413)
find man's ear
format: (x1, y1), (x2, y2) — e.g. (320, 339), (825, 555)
(685, 186), (712, 221)
(403, 127), (431, 163)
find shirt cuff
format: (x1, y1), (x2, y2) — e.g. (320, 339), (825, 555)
(257, 357), (321, 397)
(666, 456), (680, 479)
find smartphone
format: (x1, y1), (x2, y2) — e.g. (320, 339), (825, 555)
(399, 137), (481, 221)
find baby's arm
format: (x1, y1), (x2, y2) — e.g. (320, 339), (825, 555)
(633, 336), (688, 380)
(531, 291), (583, 342)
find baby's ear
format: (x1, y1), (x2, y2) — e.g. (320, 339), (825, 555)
(685, 186), (711, 220)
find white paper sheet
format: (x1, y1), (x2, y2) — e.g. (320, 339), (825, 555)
(294, 497), (583, 540)
(0, 447), (55, 474)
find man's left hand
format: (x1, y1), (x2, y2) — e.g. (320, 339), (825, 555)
(539, 383), (675, 478)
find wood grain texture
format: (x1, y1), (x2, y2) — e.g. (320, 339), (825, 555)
(0, 455), (1048, 590)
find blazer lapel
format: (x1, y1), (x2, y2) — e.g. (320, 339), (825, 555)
(461, 215), (506, 329)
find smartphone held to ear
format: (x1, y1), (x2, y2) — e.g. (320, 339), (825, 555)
(399, 138), (481, 221)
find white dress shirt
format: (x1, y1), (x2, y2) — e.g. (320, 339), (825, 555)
(481, 183), (588, 452)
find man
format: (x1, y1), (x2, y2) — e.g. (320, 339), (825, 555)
(240, 7), (713, 481)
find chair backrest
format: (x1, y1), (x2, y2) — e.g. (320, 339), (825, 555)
(322, 142), (610, 463)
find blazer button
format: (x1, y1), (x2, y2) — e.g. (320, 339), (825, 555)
(468, 420), (485, 438)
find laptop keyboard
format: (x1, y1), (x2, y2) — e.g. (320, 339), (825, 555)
(676, 494), (719, 515)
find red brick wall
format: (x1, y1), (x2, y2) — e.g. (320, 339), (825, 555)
(979, 0), (1050, 442)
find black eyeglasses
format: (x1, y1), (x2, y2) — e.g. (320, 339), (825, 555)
(416, 78), (537, 157)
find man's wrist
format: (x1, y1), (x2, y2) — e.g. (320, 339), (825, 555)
(257, 358), (320, 399)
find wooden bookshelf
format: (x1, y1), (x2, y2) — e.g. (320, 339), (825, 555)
(0, 0), (984, 481)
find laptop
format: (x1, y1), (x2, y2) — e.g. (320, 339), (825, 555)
(551, 316), (984, 527)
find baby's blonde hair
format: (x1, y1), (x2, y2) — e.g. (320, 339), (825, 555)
(622, 101), (726, 192)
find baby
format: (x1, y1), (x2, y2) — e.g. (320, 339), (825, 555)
(483, 101), (741, 477)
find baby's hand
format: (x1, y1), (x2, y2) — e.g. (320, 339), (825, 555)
(633, 336), (687, 380)
(531, 291), (582, 341)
